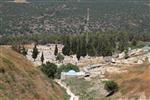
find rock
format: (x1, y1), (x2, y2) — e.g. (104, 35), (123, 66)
(119, 52), (125, 59)
(111, 58), (116, 63)
(137, 60), (143, 64)
(104, 56), (112, 62)
(148, 58), (150, 63)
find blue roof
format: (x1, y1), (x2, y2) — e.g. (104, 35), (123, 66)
(66, 70), (77, 76)
(143, 46), (150, 49)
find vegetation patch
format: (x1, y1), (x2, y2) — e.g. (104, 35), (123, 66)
(40, 62), (57, 79)
(64, 77), (114, 100)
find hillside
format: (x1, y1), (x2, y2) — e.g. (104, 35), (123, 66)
(0, 0), (149, 35)
(0, 46), (68, 100)
(107, 61), (150, 99)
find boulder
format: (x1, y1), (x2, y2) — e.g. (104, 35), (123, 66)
(119, 52), (125, 59)
(137, 60), (143, 64)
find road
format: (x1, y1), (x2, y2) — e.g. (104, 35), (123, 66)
(55, 79), (79, 100)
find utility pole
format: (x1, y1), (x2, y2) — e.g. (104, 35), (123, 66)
(85, 8), (90, 45)
(87, 8), (89, 23)
(84, 8), (90, 32)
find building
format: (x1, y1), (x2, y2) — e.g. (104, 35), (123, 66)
(61, 70), (85, 80)
(143, 46), (150, 50)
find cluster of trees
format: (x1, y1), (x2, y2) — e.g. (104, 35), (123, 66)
(40, 62), (57, 79)
(0, 0), (150, 36)
(11, 44), (40, 61)
(32, 44), (64, 63)
(40, 62), (79, 79)
(62, 32), (141, 60)
(11, 44), (28, 57)
(10, 31), (148, 62)
(0, 34), (64, 45)
(1, 32), (149, 46)
(11, 43), (65, 64)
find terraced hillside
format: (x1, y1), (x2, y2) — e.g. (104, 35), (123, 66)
(0, 46), (68, 100)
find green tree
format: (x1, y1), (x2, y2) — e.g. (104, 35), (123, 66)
(118, 33), (128, 52)
(54, 44), (58, 56)
(131, 38), (137, 46)
(70, 37), (78, 54)
(104, 80), (119, 93)
(62, 36), (71, 56)
(80, 36), (87, 57)
(56, 53), (64, 62)
(76, 41), (81, 60)
(87, 43), (97, 56)
(41, 52), (44, 64)
(41, 62), (57, 79)
(22, 46), (28, 57)
(32, 45), (39, 61)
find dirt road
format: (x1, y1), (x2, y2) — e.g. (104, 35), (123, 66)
(55, 79), (79, 100)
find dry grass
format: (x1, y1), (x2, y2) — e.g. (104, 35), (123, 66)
(0, 46), (68, 100)
(107, 62), (150, 99)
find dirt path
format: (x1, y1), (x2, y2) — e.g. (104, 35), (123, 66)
(55, 79), (79, 100)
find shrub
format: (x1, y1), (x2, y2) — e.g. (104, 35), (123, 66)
(0, 68), (5, 74)
(40, 62), (57, 79)
(104, 80), (119, 93)
(56, 53), (64, 62)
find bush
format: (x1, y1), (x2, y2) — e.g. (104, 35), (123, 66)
(56, 63), (79, 78)
(56, 53), (64, 62)
(40, 62), (57, 79)
(104, 80), (119, 93)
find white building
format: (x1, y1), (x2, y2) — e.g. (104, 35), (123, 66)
(61, 70), (85, 80)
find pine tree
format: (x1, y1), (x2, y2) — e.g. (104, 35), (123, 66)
(56, 53), (64, 62)
(102, 36), (113, 56)
(54, 44), (58, 56)
(118, 33), (128, 52)
(131, 38), (137, 46)
(22, 46), (28, 57)
(76, 38), (81, 60)
(70, 37), (77, 54)
(62, 36), (71, 56)
(87, 43), (96, 56)
(76, 46), (81, 60)
(32, 45), (39, 61)
(41, 52), (44, 64)
(80, 36), (87, 57)
(96, 36), (103, 56)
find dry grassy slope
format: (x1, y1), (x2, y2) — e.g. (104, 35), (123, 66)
(107, 62), (150, 99)
(0, 46), (68, 100)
